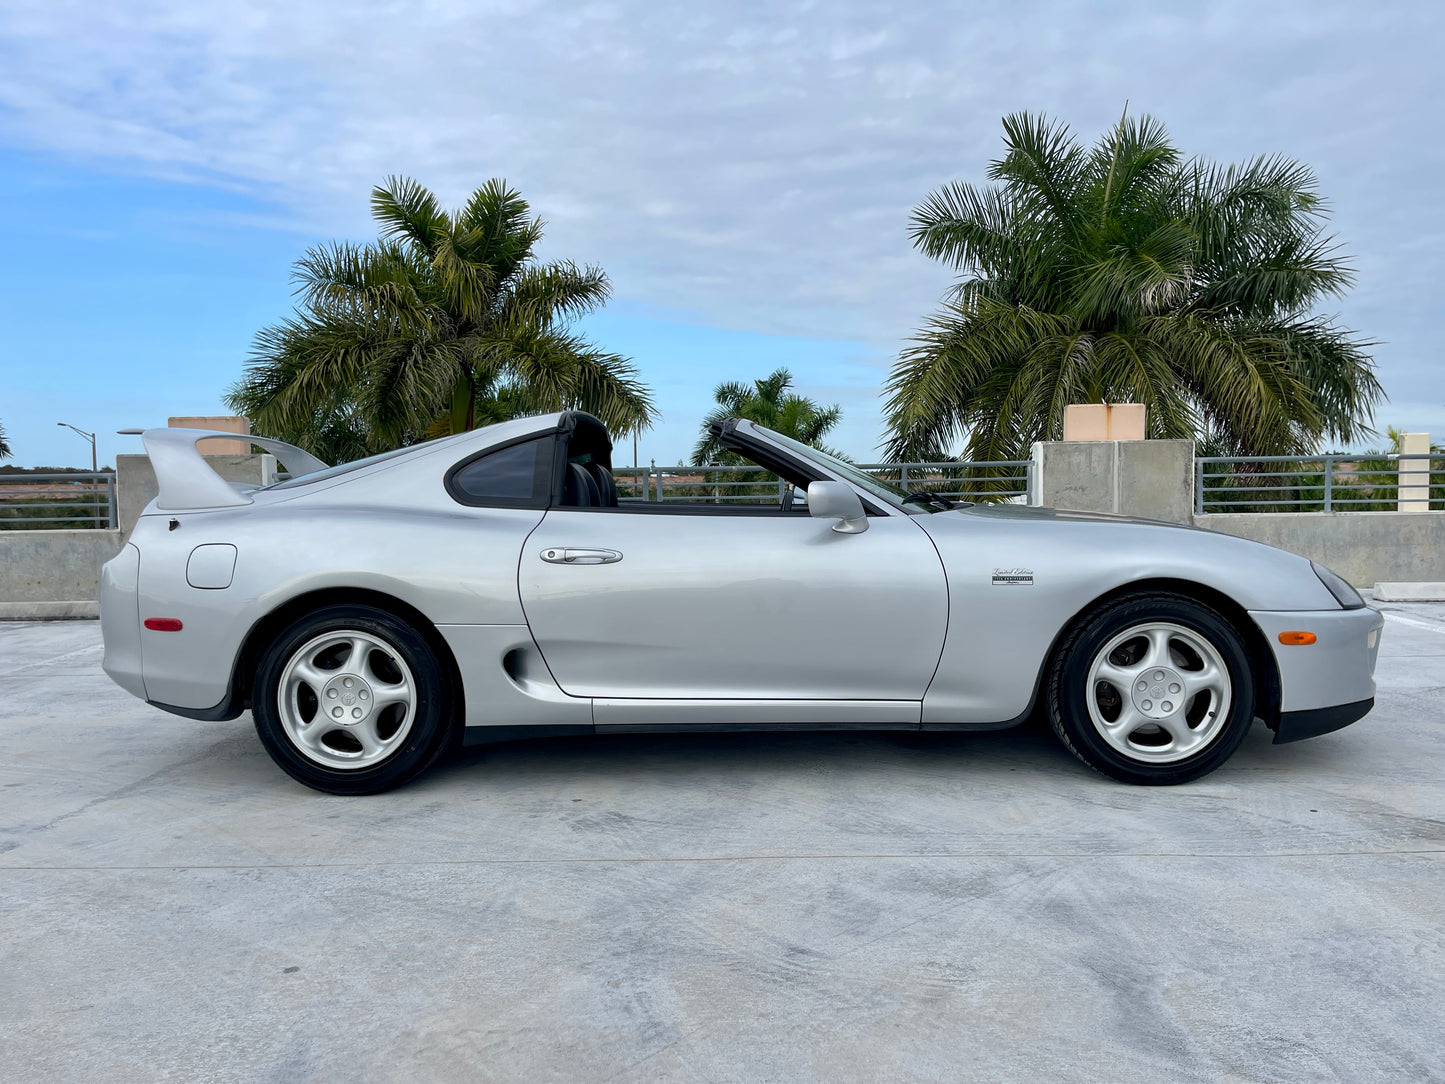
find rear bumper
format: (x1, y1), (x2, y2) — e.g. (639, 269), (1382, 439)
(147, 689), (245, 722)
(1274, 697), (1375, 744)
(99, 544), (146, 700)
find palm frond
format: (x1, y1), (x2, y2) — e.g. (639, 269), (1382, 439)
(371, 176), (451, 256)
(888, 110), (1381, 458)
(992, 111), (1088, 242)
(235, 177), (650, 459)
(692, 367), (840, 465)
(500, 262), (611, 328)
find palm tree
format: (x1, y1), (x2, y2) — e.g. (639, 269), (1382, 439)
(0, 418), (10, 461)
(691, 368), (842, 465)
(227, 177), (655, 461)
(885, 110), (1382, 462)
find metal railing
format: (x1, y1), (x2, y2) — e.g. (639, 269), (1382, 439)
(0, 472), (117, 529)
(858, 460), (1033, 502)
(611, 460), (1032, 505)
(609, 465), (779, 503)
(1195, 453), (1445, 514)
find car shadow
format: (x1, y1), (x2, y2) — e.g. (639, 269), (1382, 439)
(419, 713), (1348, 791)
(175, 712), (1355, 797)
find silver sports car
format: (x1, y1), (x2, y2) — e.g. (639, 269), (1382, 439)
(100, 412), (1383, 794)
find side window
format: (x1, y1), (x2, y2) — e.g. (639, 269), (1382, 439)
(447, 438), (551, 508)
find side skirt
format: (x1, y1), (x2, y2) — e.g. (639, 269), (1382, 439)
(463, 724), (595, 747)
(459, 719), (1026, 744)
(921, 716), (1031, 732)
(592, 697), (921, 728)
(595, 721), (917, 735)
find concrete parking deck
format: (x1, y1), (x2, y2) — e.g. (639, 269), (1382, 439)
(2, 608), (1443, 1082)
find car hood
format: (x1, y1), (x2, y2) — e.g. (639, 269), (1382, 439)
(950, 503), (1204, 530)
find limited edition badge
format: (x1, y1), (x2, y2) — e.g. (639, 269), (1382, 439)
(992, 568), (1034, 586)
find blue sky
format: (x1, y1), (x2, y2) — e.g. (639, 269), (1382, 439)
(0, 0), (1441, 468)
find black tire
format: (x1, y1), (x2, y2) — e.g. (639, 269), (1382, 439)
(1047, 593), (1256, 785)
(252, 604), (457, 795)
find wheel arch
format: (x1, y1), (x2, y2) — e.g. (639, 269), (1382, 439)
(1053, 577), (1281, 727)
(233, 587), (466, 725)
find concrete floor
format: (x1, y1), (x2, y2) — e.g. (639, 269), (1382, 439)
(1, 609), (1442, 1083)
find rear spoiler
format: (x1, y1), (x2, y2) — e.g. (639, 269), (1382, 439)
(118, 428), (329, 511)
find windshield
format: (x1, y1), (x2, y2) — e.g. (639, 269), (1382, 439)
(752, 426), (950, 513)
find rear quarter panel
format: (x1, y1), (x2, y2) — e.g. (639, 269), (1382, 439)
(99, 543), (145, 699)
(133, 490), (542, 710)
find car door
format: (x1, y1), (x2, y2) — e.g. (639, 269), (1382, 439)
(518, 505), (949, 704)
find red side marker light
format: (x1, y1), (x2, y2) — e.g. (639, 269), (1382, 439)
(144, 618), (183, 632)
(1278, 631), (1317, 646)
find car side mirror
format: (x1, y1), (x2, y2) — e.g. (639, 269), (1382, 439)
(807, 481), (868, 534)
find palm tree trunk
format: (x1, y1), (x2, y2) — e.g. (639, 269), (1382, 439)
(450, 371), (476, 434)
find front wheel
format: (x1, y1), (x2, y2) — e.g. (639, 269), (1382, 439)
(252, 605), (456, 795)
(1048, 594), (1256, 785)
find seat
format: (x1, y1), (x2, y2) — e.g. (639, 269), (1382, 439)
(563, 462), (601, 507)
(590, 464), (619, 507)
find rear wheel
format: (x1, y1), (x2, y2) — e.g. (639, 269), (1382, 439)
(252, 605), (455, 794)
(1048, 594), (1255, 785)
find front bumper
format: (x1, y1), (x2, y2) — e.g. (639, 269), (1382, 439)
(1274, 698), (1375, 744)
(1250, 606), (1384, 739)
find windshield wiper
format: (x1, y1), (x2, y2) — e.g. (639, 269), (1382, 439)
(902, 490), (956, 510)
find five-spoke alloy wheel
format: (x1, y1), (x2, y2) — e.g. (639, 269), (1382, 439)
(1049, 594), (1256, 785)
(277, 630), (418, 769)
(252, 605), (456, 794)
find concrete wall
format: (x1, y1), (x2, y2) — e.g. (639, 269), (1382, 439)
(2, 453), (273, 619)
(0, 529), (124, 618)
(1030, 437), (1443, 586)
(1193, 512), (1445, 587)
(1031, 440), (1194, 524)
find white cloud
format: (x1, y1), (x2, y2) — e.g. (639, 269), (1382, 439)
(0, 0), (1441, 416)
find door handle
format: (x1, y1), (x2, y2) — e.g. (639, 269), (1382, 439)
(540, 547), (623, 565)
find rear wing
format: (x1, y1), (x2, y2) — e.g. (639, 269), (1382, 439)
(119, 428), (329, 511)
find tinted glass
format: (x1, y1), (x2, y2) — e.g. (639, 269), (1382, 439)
(754, 427), (923, 509)
(265, 443), (420, 490)
(452, 441), (540, 501)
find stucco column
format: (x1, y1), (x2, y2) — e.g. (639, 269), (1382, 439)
(1398, 432), (1432, 512)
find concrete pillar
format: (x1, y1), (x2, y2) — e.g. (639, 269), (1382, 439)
(1031, 441), (1118, 514)
(1031, 440), (1194, 524)
(1398, 432), (1432, 511)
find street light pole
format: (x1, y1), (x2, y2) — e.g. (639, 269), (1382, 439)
(57, 422), (97, 471)
(57, 422), (99, 525)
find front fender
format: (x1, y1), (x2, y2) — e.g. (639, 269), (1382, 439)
(916, 506), (1340, 725)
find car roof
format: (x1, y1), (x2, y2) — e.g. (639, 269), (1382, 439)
(251, 411), (606, 507)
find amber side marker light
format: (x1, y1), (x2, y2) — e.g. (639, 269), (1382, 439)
(144, 618), (183, 632)
(1278, 631), (1317, 646)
